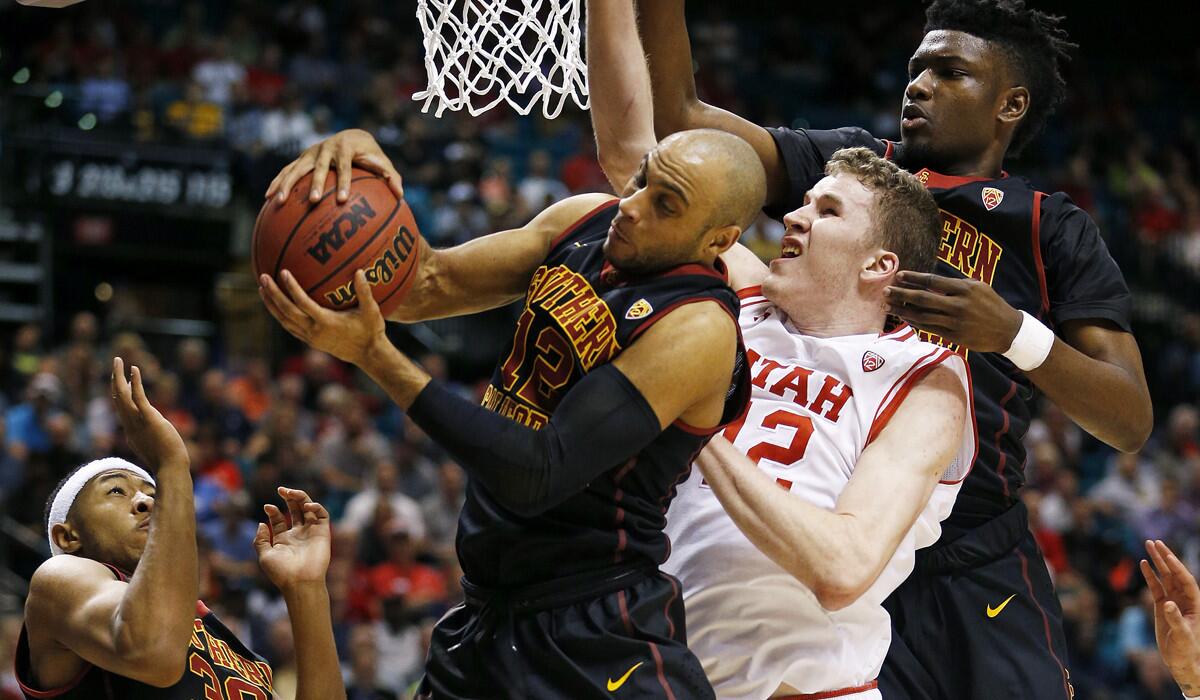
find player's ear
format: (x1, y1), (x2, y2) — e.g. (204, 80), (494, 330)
(998, 85), (1029, 126)
(51, 521), (83, 554)
(707, 224), (742, 257)
(862, 250), (899, 284)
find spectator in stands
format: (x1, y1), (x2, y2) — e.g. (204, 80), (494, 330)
(78, 55), (130, 123)
(193, 36), (244, 108)
(165, 80), (224, 140)
(344, 624), (398, 700)
(340, 460), (425, 537)
(515, 149), (569, 212)
(1091, 451), (1163, 522)
(5, 373), (63, 460)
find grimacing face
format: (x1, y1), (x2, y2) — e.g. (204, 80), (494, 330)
(53, 469), (156, 572)
(763, 172), (881, 314)
(900, 29), (1013, 171)
(605, 147), (718, 275)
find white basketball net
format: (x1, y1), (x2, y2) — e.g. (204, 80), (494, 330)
(413, 0), (590, 119)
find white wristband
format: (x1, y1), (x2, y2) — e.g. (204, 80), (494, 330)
(1001, 311), (1055, 371)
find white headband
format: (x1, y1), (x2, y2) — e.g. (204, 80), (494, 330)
(47, 457), (156, 556)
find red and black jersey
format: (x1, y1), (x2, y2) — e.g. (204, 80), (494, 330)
(15, 564), (273, 700)
(766, 126), (1132, 538)
(457, 198), (750, 588)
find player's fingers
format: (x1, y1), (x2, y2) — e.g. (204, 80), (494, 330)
(264, 503), (288, 536)
(129, 365), (157, 417)
(302, 500), (330, 521)
(281, 490), (305, 526)
(309, 144), (335, 202)
(357, 154), (404, 199)
(335, 144), (353, 202)
(1148, 539), (1173, 582)
(280, 270), (330, 321)
(887, 304), (951, 328)
(1142, 558), (1167, 601)
(884, 286), (953, 312)
(111, 356), (137, 416)
(257, 287), (310, 343)
(895, 271), (968, 295)
(352, 269), (380, 314)
(253, 522), (272, 553)
(1158, 540), (1200, 605)
(260, 274), (315, 330)
(271, 155), (311, 203)
(1165, 601), (1199, 644)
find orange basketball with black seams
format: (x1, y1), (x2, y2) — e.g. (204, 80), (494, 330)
(252, 168), (422, 317)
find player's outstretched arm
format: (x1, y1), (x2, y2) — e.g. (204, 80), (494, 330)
(255, 487), (345, 700)
(348, 297), (737, 516)
(634, 0), (788, 206)
(586, 0), (656, 191)
(696, 363), (966, 611)
(24, 359), (196, 687)
(1141, 540), (1200, 697)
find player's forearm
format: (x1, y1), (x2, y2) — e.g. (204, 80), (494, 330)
(1027, 337), (1152, 453)
(407, 364), (662, 517)
(634, 0), (703, 139)
(587, 0), (657, 190)
(358, 336), (431, 409)
(695, 440), (879, 610)
(284, 582), (346, 700)
(115, 459), (197, 665)
(385, 239), (520, 323)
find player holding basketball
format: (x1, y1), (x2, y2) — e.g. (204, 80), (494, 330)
(589, 5), (972, 698)
(15, 358), (344, 700)
(633, 0), (1152, 698)
(261, 127), (762, 696)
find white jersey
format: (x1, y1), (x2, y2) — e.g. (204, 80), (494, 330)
(663, 287), (976, 700)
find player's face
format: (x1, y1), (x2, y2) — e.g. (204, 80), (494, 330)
(61, 470), (156, 571)
(901, 30), (1009, 170)
(763, 173), (878, 310)
(607, 150), (713, 274)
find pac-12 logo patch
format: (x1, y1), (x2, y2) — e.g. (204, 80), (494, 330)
(981, 187), (1004, 211)
(625, 298), (653, 320)
(862, 351), (885, 372)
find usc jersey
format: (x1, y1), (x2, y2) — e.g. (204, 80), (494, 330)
(663, 288), (976, 699)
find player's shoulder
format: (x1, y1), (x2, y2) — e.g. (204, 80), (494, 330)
(769, 124), (886, 155)
(28, 555), (121, 607)
(532, 193), (618, 231)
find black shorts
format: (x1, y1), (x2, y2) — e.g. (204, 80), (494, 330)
(416, 564), (713, 700)
(880, 502), (1075, 700)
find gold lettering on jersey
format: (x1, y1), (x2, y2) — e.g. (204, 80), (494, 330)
(747, 348), (852, 423)
(937, 210), (1003, 286)
(527, 265), (620, 370)
(917, 329), (968, 360)
(482, 384), (549, 429)
(189, 617), (275, 691)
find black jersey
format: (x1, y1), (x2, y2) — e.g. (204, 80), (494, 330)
(766, 126), (1131, 536)
(16, 564), (273, 700)
(457, 199), (750, 589)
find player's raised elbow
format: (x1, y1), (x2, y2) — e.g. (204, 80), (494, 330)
(810, 571), (872, 612)
(122, 646), (188, 687)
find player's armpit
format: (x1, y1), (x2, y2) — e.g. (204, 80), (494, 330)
(610, 300), (739, 431)
(387, 193), (618, 323)
(25, 556), (188, 687)
(824, 364), (967, 606)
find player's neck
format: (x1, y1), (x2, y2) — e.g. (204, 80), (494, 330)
(782, 300), (885, 339)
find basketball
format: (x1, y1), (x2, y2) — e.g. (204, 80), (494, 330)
(252, 168), (421, 317)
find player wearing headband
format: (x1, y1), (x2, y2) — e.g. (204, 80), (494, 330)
(15, 358), (344, 700)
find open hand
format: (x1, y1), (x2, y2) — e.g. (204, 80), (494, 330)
(258, 269), (387, 367)
(111, 357), (188, 471)
(254, 487), (332, 591)
(265, 128), (403, 204)
(1140, 539), (1200, 694)
(885, 271), (1024, 353)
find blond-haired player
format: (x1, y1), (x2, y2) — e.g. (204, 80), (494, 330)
(588, 4), (974, 698)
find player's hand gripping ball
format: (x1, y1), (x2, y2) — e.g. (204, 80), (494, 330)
(252, 167), (422, 317)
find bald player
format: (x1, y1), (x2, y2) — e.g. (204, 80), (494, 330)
(261, 127), (762, 698)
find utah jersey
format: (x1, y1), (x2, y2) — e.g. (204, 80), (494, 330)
(456, 198), (751, 589)
(16, 564), (273, 700)
(663, 288), (975, 699)
(766, 126), (1131, 537)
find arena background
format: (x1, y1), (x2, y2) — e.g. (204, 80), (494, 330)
(0, 1), (1198, 697)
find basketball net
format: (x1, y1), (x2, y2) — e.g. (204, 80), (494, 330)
(413, 0), (590, 118)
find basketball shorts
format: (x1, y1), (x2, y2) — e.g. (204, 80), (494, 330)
(879, 501), (1074, 700)
(416, 563), (713, 700)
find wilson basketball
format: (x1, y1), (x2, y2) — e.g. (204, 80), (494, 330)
(252, 168), (421, 317)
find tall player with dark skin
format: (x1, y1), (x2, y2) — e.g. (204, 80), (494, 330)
(637, 10), (1150, 452)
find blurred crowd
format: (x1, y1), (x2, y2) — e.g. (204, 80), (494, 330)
(1, 1), (1199, 699)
